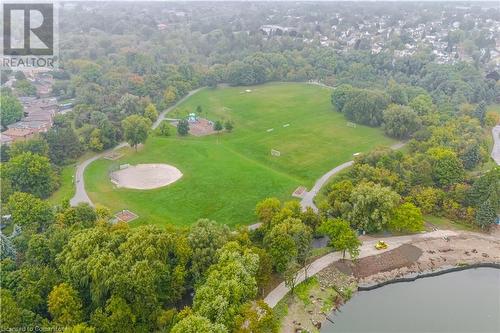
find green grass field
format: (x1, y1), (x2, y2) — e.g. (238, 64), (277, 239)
(85, 83), (395, 227)
(487, 103), (500, 115)
(48, 165), (75, 206)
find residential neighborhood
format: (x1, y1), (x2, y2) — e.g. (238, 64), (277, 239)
(257, 3), (500, 69)
(1, 69), (71, 144)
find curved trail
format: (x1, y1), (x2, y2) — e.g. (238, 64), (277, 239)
(263, 127), (500, 307)
(70, 88), (204, 206)
(491, 125), (500, 165)
(299, 141), (406, 212)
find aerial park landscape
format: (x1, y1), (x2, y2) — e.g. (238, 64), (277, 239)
(1, 2), (500, 332)
(67, 81), (500, 331)
(76, 83), (395, 226)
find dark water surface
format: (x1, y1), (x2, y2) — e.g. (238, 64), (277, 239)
(322, 268), (500, 333)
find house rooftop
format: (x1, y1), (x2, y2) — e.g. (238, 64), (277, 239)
(0, 133), (13, 144)
(8, 121), (50, 130)
(2, 128), (35, 139)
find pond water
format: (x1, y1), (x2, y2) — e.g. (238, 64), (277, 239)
(322, 268), (500, 333)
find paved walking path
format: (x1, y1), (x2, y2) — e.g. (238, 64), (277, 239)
(263, 229), (458, 308)
(152, 88), (203, 130)
(491, 125), (500, 165)
(300, 141), (406, 212)
(70, 88), (204, 206)
(70, 143), (127, 206)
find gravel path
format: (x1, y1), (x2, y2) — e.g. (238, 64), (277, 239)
(70, 88), (204, 206)
(491, 125), (500, 165)
(300, 141), (406, 212)
(263, 229), (458, 308)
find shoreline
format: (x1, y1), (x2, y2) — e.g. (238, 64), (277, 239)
(357, 262), (500, 291)
(351, 233), (500, 290)
(276, 231), (500, 333)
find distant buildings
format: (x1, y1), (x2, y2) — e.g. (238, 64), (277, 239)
(1, 128), (36, 142)
(260, 25), (299, 37)
(1, 71), (60, 145)
(260, 6), (500, 68)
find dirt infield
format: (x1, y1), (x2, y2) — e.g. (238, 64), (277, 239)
(110, 163), (182, 189)
(114, 210), (138, 223)
(292, 186), (307, 198)
(189, 118), (216, 136)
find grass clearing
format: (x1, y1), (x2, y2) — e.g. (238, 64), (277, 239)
(48, 151), (96, 206)
(487, 103), (500, 115)
(424, 215), (478, 232)
(48, 165), (75, 206)
(295, 276), (320, 306)
(85, 83), (395, 227)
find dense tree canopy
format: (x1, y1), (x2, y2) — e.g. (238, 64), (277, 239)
(264, 218), (312, 272)
(48, 283), (83, 326)
(171, 314), (227, 333)
(382, 104), (421, 139)
(188, 219), (230, 284)
(346, 182), (401, 232)
(339, 88), (389, 126)
(2, 152), (58, 199)
(387, 202), (424, 232)
(6, 192), (54, 233)
(193, 242), (259, 329)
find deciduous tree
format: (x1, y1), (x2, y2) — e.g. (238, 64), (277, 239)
(234, 300), (278, 333)
(188, 219), (230, 283)
(347, 182), (400, 232)
(427, 147), (465, 188)
(122, 115), (150, 151)
(382, 104), (421, 139)
(318, 218), (361, 259)
(263, 218), (312, 273)
(177, 119), (190, 136)
(171, 314), (227, 333)
(7, 192), (54, 231)
(0, 94), (23, 128)
(9, 139), (49, 159)
(48, 283), (83, 326)
(193, 242), (258, 329)
(144, 103), (158, 123)
(342, 89), (389, 126)
(255, 198), (281, 227)
(388, 202), (424, 233)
